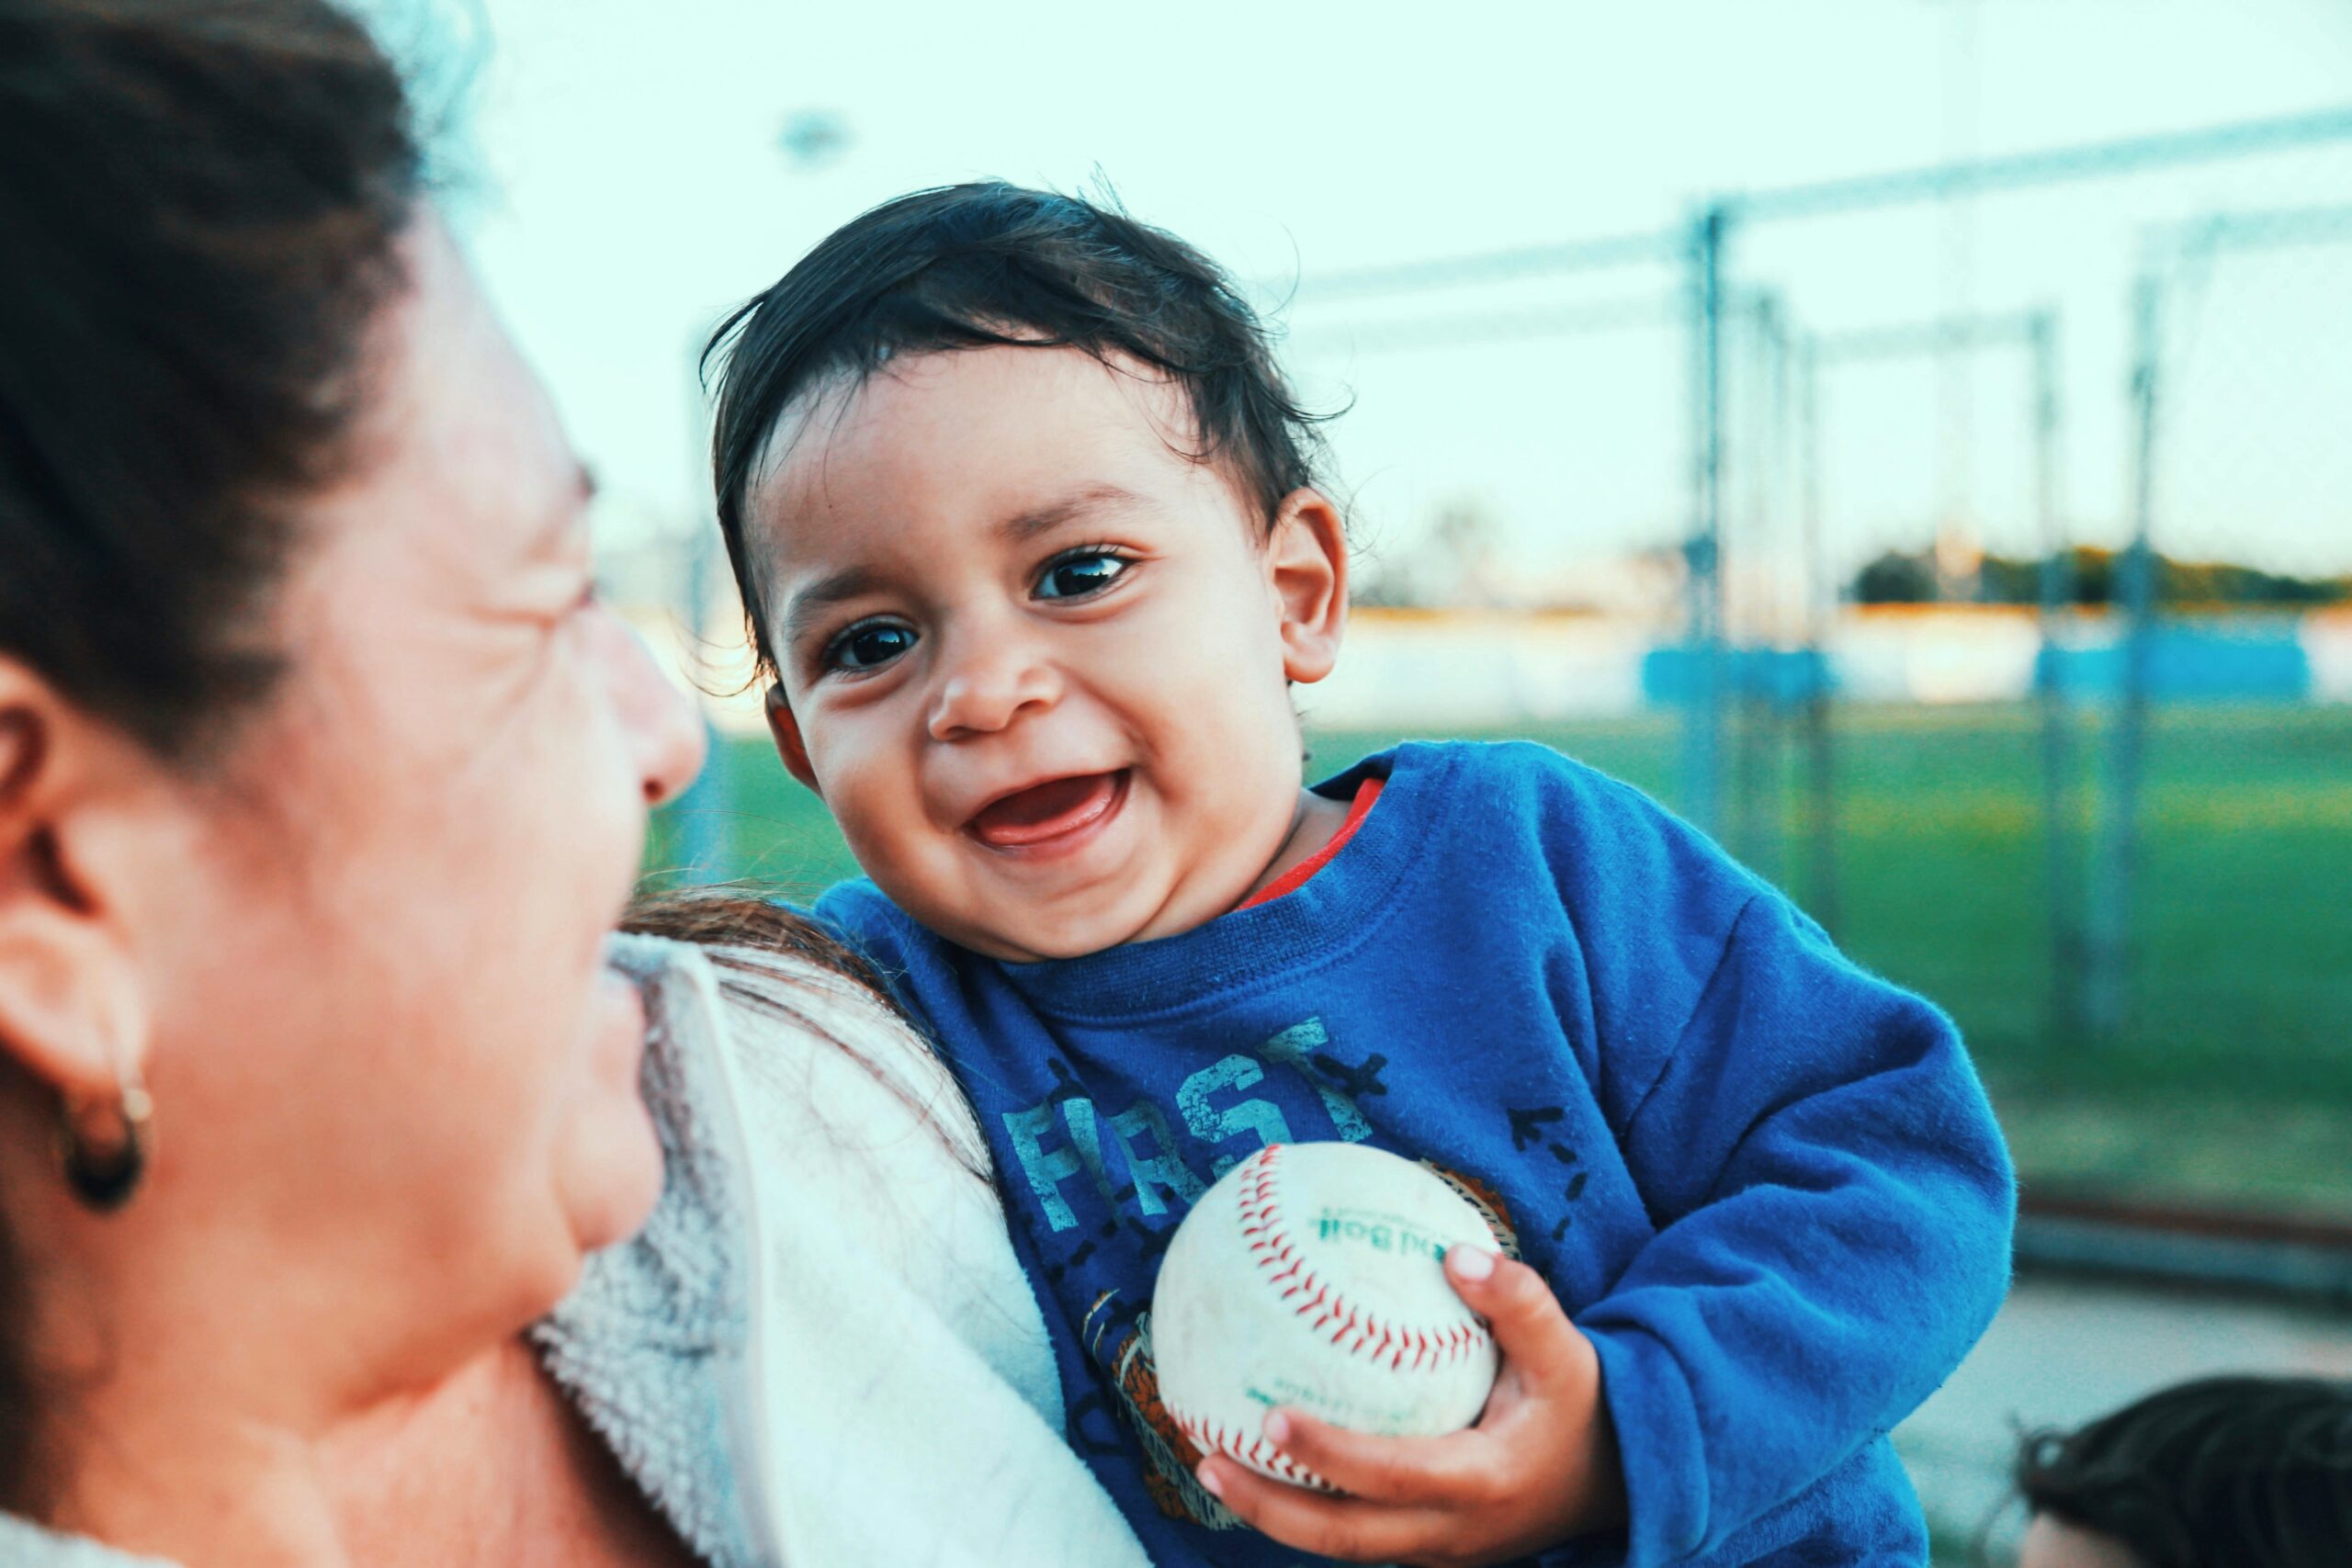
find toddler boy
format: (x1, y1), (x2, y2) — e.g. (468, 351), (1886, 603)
(706, 182), (2014, 1566)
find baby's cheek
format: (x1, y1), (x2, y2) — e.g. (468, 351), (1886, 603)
(839, 787), (944, 896)
(832, 797), (893, 870)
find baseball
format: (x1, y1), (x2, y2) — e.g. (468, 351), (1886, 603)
(1151, 1141), (1503, 1491)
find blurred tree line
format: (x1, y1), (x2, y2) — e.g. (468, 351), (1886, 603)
(1852, 546), (2352, 607)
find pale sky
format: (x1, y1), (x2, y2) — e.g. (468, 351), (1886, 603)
(449, 0), (2352, 601)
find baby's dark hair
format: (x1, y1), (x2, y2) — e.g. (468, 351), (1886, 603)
(2014, 1375), (2352, 1568)
(703, 181), (1331, 682)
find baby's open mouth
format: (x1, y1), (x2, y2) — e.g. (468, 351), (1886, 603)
(967, 770), (1129, 850)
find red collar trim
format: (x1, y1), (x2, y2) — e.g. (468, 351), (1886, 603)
(1236, 775), (1386, 912)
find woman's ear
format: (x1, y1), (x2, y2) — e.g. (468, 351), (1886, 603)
(1266, 488), (1349, 685)
(764, 685), (822, 796)
(0, 663), (151, 1108)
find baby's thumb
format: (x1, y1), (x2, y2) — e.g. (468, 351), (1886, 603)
(1444, 1245), (1584, 1386)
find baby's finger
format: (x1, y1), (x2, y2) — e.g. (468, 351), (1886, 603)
(1258, 1407), (1499, 1507)
(1197, 1455), (1453, 1564)
(1444, 1245), (1588, 1392)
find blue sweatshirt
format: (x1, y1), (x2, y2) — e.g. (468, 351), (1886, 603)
(815, 740), (2015, 1566)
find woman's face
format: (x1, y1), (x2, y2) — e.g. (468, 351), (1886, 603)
(113, 221), (704, 1384)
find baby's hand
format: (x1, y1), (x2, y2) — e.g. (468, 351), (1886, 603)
(1194, 1246), (1625, 1568)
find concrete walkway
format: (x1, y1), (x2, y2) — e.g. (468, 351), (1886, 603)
(1894, 1274), (2352, 1561)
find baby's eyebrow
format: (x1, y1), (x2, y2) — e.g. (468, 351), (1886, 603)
(781, 564), (888, 648)
(998, 482), (1149, 543)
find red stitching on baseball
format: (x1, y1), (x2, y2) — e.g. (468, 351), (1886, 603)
(1171, 1410), (1335, 1493)
(1232, 1144), (1493, 1375)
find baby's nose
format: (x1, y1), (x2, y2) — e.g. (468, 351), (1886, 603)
(927, 637), (1062, 739)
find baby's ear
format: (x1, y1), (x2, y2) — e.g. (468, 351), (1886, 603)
(1268, 489), (1348, 685)
(764, 686), (822, 796)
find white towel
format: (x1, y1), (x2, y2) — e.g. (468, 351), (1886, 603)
(543, 935), (1148, 1568)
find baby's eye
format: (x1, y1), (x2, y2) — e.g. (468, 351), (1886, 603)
(821, 619), (918, 673)
(1035, 549), (1132, 602)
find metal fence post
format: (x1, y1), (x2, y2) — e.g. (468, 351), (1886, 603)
(1796, 337), (1841, 936)
(668, 330), (732, 886)
(2086, 276), (2164, 1041)
(1731, 290), (1787, 875)
(2029, 311), (2087, 1036)
(672, 519), (729, 884)
(1683, 203), (1729, 837)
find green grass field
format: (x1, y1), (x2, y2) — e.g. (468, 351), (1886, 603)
(648, 701), (2352, 1218)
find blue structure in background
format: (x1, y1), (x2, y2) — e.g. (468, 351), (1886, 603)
(1645, 622), (2316, 708)
(2038, 622), (2312, 702)
(1644, 646), (1836, 708)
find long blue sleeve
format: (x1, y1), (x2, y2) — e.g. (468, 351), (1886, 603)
(1580, 891), (2014, 1565)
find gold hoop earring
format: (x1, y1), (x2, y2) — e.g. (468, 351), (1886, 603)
(57, 1063), (153, 1213)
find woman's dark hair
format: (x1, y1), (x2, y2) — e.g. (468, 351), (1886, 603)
(703, 181), (1333, 683)
(0, 0), (422, 1516)
(0, 0), (422, 760)
(2015, 1375), (2352, 1568)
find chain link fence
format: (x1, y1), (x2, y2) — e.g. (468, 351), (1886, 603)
(1226, 117), (2352, 1226)
(2077, 207), (2352, 1069)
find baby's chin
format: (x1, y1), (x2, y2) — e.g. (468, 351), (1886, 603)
(935, 914), (1110, 964)
(924, 876), (1251, 963)
(928, 897), (1143, 964)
